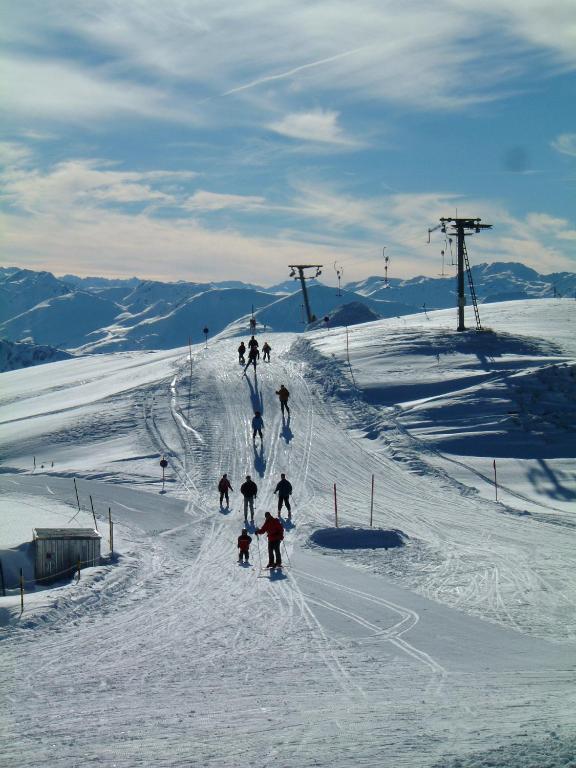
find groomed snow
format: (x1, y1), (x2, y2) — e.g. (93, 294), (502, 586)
(1, 299), (575, 767)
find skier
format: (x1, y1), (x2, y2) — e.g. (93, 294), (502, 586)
(237, 528), (252, 563)
(256, 512), (284, 568)
(262, 341), (271, 362)
(248, 335), (259, 351)
(244, 346), (259, 373)
(240, 474), (258, 523)
(218, 473), (233, 508)
(252, 410), (264, 441)
(238, 341), (246, 365)
(275, 384), (290, 417)
(274, 473), (292, 519)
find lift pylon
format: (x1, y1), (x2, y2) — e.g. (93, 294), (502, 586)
(429, 218), (492, 331)
(288, 264), (322, 324)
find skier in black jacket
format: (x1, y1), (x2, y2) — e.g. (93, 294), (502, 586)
(240, 475), (258, 523)
(274, 473), (293, 518)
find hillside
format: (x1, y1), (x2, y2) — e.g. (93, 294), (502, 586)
(0, 299), (574, 768)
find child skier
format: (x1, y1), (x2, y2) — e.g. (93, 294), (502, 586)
(237, 528), (252, 563)
(238, 341), (246, 364)
(262, 341), (271, 362)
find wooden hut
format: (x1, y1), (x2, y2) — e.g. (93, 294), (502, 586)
(33, 528), (101, 581)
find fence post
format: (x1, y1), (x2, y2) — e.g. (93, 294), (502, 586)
(109, 508), (114, 554)
(334, 483), (338, 528)
(493, 459), (498, 502)
(74, 478), (80, 511)
(370, 474), (374, 527)
(77, 559), (81, 582)
(19, 568), (24, 613)
(89, 495), (99, 531)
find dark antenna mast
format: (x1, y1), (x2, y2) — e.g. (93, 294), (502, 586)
(428, 217), (492, 331)
(288, 264), (322, 324)
(334, 262), (343, 297)
(382, 247), (390, 288)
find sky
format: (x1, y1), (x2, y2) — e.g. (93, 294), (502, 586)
(1, 0), (575, 285)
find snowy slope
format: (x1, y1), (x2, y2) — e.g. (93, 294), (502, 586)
(0, 299), (575, 767)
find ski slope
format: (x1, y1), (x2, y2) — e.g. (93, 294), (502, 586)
(1, 300), (575, 767)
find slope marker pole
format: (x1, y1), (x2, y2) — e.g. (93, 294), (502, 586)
(334, 483), (339, 528)
(493, 460), (498, 502)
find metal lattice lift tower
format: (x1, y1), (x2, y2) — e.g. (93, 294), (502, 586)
(289, 264), (322, 324)
(428, 217), (492, 331)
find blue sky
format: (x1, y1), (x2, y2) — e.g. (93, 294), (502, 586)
(1, 0), (575, 284)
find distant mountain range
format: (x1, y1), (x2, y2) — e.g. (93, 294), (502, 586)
(0, 263), (574, 369)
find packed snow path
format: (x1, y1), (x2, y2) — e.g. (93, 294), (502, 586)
(1, 327), (575, 767)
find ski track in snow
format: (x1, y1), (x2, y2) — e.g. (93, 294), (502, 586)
(1, 323), (575, 767)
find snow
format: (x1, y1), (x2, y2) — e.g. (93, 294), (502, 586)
(0, 298), (575, 767)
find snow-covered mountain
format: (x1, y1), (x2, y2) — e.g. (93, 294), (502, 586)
(0, 291), (122, 349)
(0, 339), (72, 372)
(347, 262), (576, 308)
(0, 268), (71, 324)
(1, 263), (574, 356)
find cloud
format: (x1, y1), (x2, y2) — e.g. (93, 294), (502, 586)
(0, 142), (33, 166)
(0, 159), (197, 213)
(184, 191), (266, 212)
(268, 109), (360, 146)
(5, 0), (576, 131)
(551, 133), (576, 157)
(1, 55), (192, 124)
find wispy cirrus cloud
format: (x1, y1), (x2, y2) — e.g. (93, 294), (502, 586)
(184, 190), (266, 212)
(551, 133), (576, 157)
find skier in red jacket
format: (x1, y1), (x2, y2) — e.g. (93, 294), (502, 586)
(256, 512), (284, 568)
(218, 473), (233, 508)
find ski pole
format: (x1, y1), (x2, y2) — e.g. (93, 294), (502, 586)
(255, 532), (263, 570)
(282, 540), (291, 567)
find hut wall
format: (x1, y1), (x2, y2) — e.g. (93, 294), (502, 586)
(35, 536), (101, 581)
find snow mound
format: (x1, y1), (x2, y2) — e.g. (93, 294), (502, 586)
(309, 527), (406, 550)
(309, 301), (381, 329)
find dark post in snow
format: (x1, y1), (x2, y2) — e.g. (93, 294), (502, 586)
(20, 568), (24, 613)
(74, 477), (80, 511)
(493, 460), (498, 502)
(160, 456), (168, 492)
(333, 483), (339, 528)
(109, 508), (114, 555)
(89, 495), (99, 532)
(288, 264), (322, 325)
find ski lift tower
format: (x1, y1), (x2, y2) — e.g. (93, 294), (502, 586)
(428, 217), (492, 332)
(288, 264), (322, 324)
